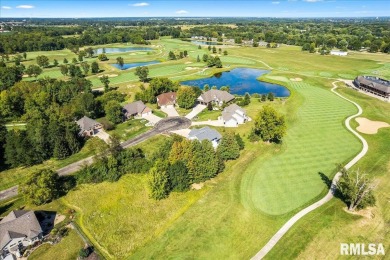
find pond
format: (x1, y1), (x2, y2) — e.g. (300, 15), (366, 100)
(94, 47), (152, 54)
(191, 40), (222, 46)
(181, 68), (290, 97)
(112, 61), (160, 70)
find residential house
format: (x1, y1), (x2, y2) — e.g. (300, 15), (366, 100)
(157, 92), (177, 108)
(220, 103), (249, 127)
(188, 126), (222, 148)
(76, 116), (103, 137)
(123, 100), (152, 119)
(0, 210), (43, 259)
(197, 89), (235, 107)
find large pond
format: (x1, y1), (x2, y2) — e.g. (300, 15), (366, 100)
(191, 40), (222, 46)
(94, 47), (152, 54)
(112, 61), (160, 70)
(181, 68), (290, 96)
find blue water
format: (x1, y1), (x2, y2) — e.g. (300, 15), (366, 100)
(94, 47), (152, 54)
(181, 68), (290, 97)
(191, 40), (221, 46)
(112, 61), (160, 70)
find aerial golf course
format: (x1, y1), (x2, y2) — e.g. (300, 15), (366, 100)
(2, 37), (390, 259)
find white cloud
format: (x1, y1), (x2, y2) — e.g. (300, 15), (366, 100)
(272, 1), (280, 4)
(176, 10), (188, 14)
(16, 5), (35, 9)
(131, 2), (149, 7)
(2, 6), (12, 9)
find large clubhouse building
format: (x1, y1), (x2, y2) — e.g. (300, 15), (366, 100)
(353, 76), (390, 100)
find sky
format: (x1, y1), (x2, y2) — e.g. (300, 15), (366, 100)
(0, 0), (389, 18)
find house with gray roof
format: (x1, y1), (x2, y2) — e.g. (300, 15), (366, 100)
(188, 126), (222, 148)
(197, 89), (235, 107)
(220, 103), (249, 127)
(353, 76), (390, 100)
(123, 100), (152, 120)
(76, 116), (103, 137)
(0, 210), (43, 258)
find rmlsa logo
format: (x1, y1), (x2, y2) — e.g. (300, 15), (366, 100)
(340, 243), (385, 256)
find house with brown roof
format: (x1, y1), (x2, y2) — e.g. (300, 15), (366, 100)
(123, 100), (152, 119)
(197, 89), (235, 106)
(76, 116), (103, 137)
(157, 92), (177, 108)
(0, 210), (43, 258)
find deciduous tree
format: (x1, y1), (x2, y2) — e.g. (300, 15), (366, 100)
(253, 105), (286, 143)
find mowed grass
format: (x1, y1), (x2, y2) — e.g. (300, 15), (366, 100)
(266, 85), (390, 259)
(106, 119), (152, 141)
(29, 229), (84, 260)
(241, 81), (362, 215)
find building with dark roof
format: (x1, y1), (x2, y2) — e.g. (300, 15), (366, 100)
(157, 92), (177, 107)
(353, 76), (390, 100)
(188, 126), (222, 148)
(197, 89), (235, 106)
(0, 210), (43, 258)
(123, 100), (152, 119)
(76, 116), (103, 137)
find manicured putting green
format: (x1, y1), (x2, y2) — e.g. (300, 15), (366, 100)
(241, 82), (362, 215)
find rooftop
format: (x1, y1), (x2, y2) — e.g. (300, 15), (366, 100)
(189, 126), (222, 142)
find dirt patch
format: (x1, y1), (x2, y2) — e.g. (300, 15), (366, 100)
(290, 78), (302, 82)
(191, 183), (204, 190)
(98, 74), (118, 78)
(54, 214), (66, 226)
(356, 117), (389, 134)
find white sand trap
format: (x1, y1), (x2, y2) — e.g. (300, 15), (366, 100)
(290, 78), (302, 82)
(356, 117), (389, 134)
(185, 67), (197, 70)
(98, 74), (118, 78)
(191, 183), (204, 190)
(185, 61), (193, 64)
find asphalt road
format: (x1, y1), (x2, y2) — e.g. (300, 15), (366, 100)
(0, 117), (191, 202)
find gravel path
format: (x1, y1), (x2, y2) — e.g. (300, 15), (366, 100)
(251, 81), (369, 259)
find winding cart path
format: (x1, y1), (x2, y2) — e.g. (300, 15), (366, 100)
(251, 81), (369, 259)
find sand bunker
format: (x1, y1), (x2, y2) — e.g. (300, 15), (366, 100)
(98, 74), (118, 78)
(290, 78), (302, 82)
(185, 61), (193, 64)
(191, 183), (204, 190)
(356, 117), (389, 134)
(185, 67), (197, 70)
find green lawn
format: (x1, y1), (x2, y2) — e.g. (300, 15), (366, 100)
(29, 229), (84, 260)
(193, 109), (221, 121)
(0, 138), (106, 191)
(241, 80), (362, 215)
(265, 85), (390, 259)
(107, 119), (152, 141)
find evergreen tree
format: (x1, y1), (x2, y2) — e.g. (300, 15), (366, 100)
(197, 55), (200, 62)
(167, 161), (189, 192)
(267, 92), (274, 101)
(235, 133), (245, 150)
(91, 61), (99, 74)
(63, 58), (68, 64)
(148, 160), (170, 200)
(217, 132), (240, 160)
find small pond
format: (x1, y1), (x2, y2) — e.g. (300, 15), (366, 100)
(181, 68), (290, 96)
(94, 47), (152, 54)
(112, 61), (160, 70)
(191, 40), (222, 46)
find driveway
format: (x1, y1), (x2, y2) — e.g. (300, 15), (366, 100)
(192, 120), (224, 127)
(94, 129), (110, 143)
(170, 128), (191, 138)
(185, 104), (207, 120)
(142, 113), (163, 125)
(161, 106), (179, 117)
